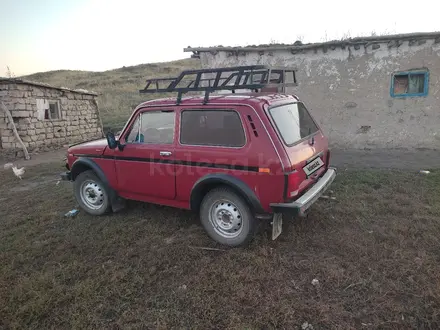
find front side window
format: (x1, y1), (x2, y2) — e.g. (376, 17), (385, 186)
(269, 102), (319, 146)
(391, 70), (429, 97)
(125, 110), (175, 144)
(180, 110), (246, 147)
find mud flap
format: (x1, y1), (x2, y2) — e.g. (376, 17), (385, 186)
(111, 197), (126, 213)
(271, 213), (283, 240)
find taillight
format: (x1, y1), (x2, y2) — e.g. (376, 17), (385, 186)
(286, 170), (301, 199)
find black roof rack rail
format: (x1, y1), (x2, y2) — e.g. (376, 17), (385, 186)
(139, 65), (297, 104)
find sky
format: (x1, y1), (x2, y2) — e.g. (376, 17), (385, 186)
(1, 0), (439, 76)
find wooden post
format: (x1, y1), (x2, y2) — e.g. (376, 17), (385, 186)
(0, 101), (30, 160)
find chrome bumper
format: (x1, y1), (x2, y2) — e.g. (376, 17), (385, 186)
(270, 167), (337, 216)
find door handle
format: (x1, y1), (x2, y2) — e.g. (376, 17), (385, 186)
(160, 151), (172, 157)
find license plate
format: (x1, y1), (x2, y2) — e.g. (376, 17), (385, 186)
(303, 156), (324, 176)
(272, 213), (283, 240)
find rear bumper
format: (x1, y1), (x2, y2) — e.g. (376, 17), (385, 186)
(61, 171), (72, 181)
(270, 167), (337, 216)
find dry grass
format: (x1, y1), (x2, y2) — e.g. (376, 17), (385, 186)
(1, 163), (440, 329)
(22, 58), (201, 132)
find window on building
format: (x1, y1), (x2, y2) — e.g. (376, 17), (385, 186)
(44, 100), (61, 120)
(180, 110), (246, 147)
(391, 70), (429, 97)
(125, 110), (175, 144)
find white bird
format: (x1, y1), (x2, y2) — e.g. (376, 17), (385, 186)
(12, 165), (25, 179)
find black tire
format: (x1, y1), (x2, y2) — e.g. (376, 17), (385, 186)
(74, 170), (111, 216)
(200, 186), (257, 247)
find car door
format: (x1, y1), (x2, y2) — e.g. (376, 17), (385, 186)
(114, 109), (176, 201)
(173, 106), (255, 202)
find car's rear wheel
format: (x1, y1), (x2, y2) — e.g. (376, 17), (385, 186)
(200, 187), (256, 247)
(74, 170), (111, 216)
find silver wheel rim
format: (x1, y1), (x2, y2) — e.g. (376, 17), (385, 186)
(209, 199), (243, 238)
(80, 179), (106, 210)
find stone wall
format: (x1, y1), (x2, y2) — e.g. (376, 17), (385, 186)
(0, 82), (103, 155)
(197, 38), (440, 150)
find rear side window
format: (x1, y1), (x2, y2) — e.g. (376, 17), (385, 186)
(269, 102), (319, 146)
(180, 110), (246, 147)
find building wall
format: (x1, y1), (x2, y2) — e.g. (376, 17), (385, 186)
(199, 39), (440, 149)
(0, 83), (103, 154)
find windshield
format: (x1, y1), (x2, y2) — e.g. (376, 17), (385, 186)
(269, 102), (319, 146)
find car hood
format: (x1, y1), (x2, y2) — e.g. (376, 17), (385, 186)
(68, 137), (108, 155)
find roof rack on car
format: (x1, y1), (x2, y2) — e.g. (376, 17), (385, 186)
(139, 65), (297, 104)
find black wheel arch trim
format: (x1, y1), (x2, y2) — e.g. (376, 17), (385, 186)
(190, 173), (265, 214)
(71, 157), (119, 204)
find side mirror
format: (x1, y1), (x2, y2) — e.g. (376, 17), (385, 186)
(106, 131), (126, 151)
(106, 132), (118, 149)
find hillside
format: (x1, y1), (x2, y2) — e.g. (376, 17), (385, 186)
(23, 58), (201, 131)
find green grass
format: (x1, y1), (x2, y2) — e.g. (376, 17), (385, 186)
(1, 163), (440, 329)
(22, 58), (201, 132)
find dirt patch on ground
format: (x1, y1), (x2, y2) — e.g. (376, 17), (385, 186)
(0, 149), (66, 172)
(330, 148), (440, 171)
(8, 175), (60, 192)
(1, 162), (440, 329)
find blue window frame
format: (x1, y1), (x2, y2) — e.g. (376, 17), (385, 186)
(390, 70), (429, 98)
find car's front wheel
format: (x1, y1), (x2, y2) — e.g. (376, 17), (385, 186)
(200, 187), (257, 247)
(74, 170), (111, 216)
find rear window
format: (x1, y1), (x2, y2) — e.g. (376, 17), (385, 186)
(269, 102), (319, 146)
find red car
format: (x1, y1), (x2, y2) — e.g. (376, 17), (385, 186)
(61, 66), (336, 246)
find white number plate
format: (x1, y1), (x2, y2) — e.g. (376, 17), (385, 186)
(303, 156), (324, 176)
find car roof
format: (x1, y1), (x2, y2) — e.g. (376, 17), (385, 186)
(135, 93), (300, 110)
